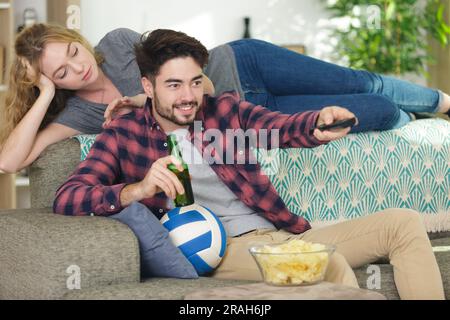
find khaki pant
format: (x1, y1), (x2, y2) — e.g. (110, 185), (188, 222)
(211, 209), (445, 300)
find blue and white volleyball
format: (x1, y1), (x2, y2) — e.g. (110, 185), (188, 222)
(160, 204), (227, 275)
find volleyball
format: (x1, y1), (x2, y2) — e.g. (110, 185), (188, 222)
(160, 204), (227, 275)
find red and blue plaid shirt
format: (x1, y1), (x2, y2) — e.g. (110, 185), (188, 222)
(54, 92), (326, 234)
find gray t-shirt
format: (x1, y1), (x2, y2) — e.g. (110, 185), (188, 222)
(54, 28), (144, 133)
(54, 28), (243, 134)
(204, 44), (244, 99)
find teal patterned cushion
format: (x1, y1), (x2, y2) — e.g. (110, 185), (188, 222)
(76, 134), (98, 161)
(257, 119), (450, 233)
(74, 119), (450, 233)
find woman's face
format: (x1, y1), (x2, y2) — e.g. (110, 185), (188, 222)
(39, 41), (99, 90)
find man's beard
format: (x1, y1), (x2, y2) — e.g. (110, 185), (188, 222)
(154, 93), (199, 126)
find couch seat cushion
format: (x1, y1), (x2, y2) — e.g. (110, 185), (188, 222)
(354, 237), (450, 300)
(64, 278), (254, 300)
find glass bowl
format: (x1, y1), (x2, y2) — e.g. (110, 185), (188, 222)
(249, 240), (336, 286)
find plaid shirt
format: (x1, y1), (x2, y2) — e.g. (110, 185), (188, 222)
(54, 92), (326, 234)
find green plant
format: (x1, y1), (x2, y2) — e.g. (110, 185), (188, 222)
(324, 0), (450, 76)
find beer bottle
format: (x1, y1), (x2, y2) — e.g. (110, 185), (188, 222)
(167, 134), (195, 207)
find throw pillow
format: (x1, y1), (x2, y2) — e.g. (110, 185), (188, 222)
(110, 202), (199, 279)
(75, 134), (98, 161)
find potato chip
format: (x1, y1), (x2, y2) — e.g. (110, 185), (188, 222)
(250, 239), (334, 285)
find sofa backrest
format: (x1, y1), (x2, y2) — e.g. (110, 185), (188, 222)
(29, 138), (81, 208)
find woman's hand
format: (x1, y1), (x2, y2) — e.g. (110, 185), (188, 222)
(313, 106), (358, 142)
(103, 94), (147, 128)
(37, 73), (55, 96)
(203, 74), (215, 96)
(21, 58), (55, 96)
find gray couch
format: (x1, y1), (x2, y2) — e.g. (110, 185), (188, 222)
(0, 139), (449, 300)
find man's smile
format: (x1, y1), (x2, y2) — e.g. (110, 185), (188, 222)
(174, 103), (197, 116)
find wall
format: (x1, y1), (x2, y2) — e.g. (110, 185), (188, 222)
(80, 0), (334, 60)
(13, 0), (47, 31)
(8, 1), (432, 85)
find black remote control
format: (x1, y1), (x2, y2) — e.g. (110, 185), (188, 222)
(310, 117), (357, 134)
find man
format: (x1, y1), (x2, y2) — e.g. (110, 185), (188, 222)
(54, 29), (444, 300)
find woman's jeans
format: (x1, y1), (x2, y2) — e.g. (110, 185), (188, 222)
(229, 39), (442, 132)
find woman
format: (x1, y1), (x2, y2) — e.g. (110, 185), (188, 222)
(0, 24), (212, 173)
(0, 24), (449, 173)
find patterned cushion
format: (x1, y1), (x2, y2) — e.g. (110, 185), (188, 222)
(257, 119), (450, 233)
(74, 119), (450, 233)
(76, 134), (98, 161)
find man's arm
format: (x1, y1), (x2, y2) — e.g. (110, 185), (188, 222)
(235, 98), (324, 150)
(53, 129), (186, 216)
(234, 96), (355, 149)
(53, 129), (127, 216)
(119, 183), (146, 208)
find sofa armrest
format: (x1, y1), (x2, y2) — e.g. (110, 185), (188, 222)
(0, 209), (140, 300)
(29, 138), (81, 208)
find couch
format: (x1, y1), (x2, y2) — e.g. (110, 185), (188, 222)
(0, 119), (449, 300)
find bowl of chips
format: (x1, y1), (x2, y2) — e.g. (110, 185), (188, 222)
(249, 239), (335, 286)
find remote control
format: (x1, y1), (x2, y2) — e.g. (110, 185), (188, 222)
(310, 117), (357, 135)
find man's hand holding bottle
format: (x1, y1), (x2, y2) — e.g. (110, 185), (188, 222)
(138, 155), (185, 200)
(120, 155), (185, 207)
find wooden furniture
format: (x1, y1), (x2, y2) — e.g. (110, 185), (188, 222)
(0, 45), (5, 84)
(428, 1), (450, 95)
(428, 40), (450, 95)
(0, 1), (14, 208)
(47, 0), (80, 30)
(0, 172), (15, 210)
(283, 44), (306, 55)
(0, 1), (13, 89)
(0, 0), (80, 209)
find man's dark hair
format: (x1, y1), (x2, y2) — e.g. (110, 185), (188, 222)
(135, 29), (209, 83)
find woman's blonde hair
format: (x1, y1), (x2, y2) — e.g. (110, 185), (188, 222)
(0, 23), (103, 147)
